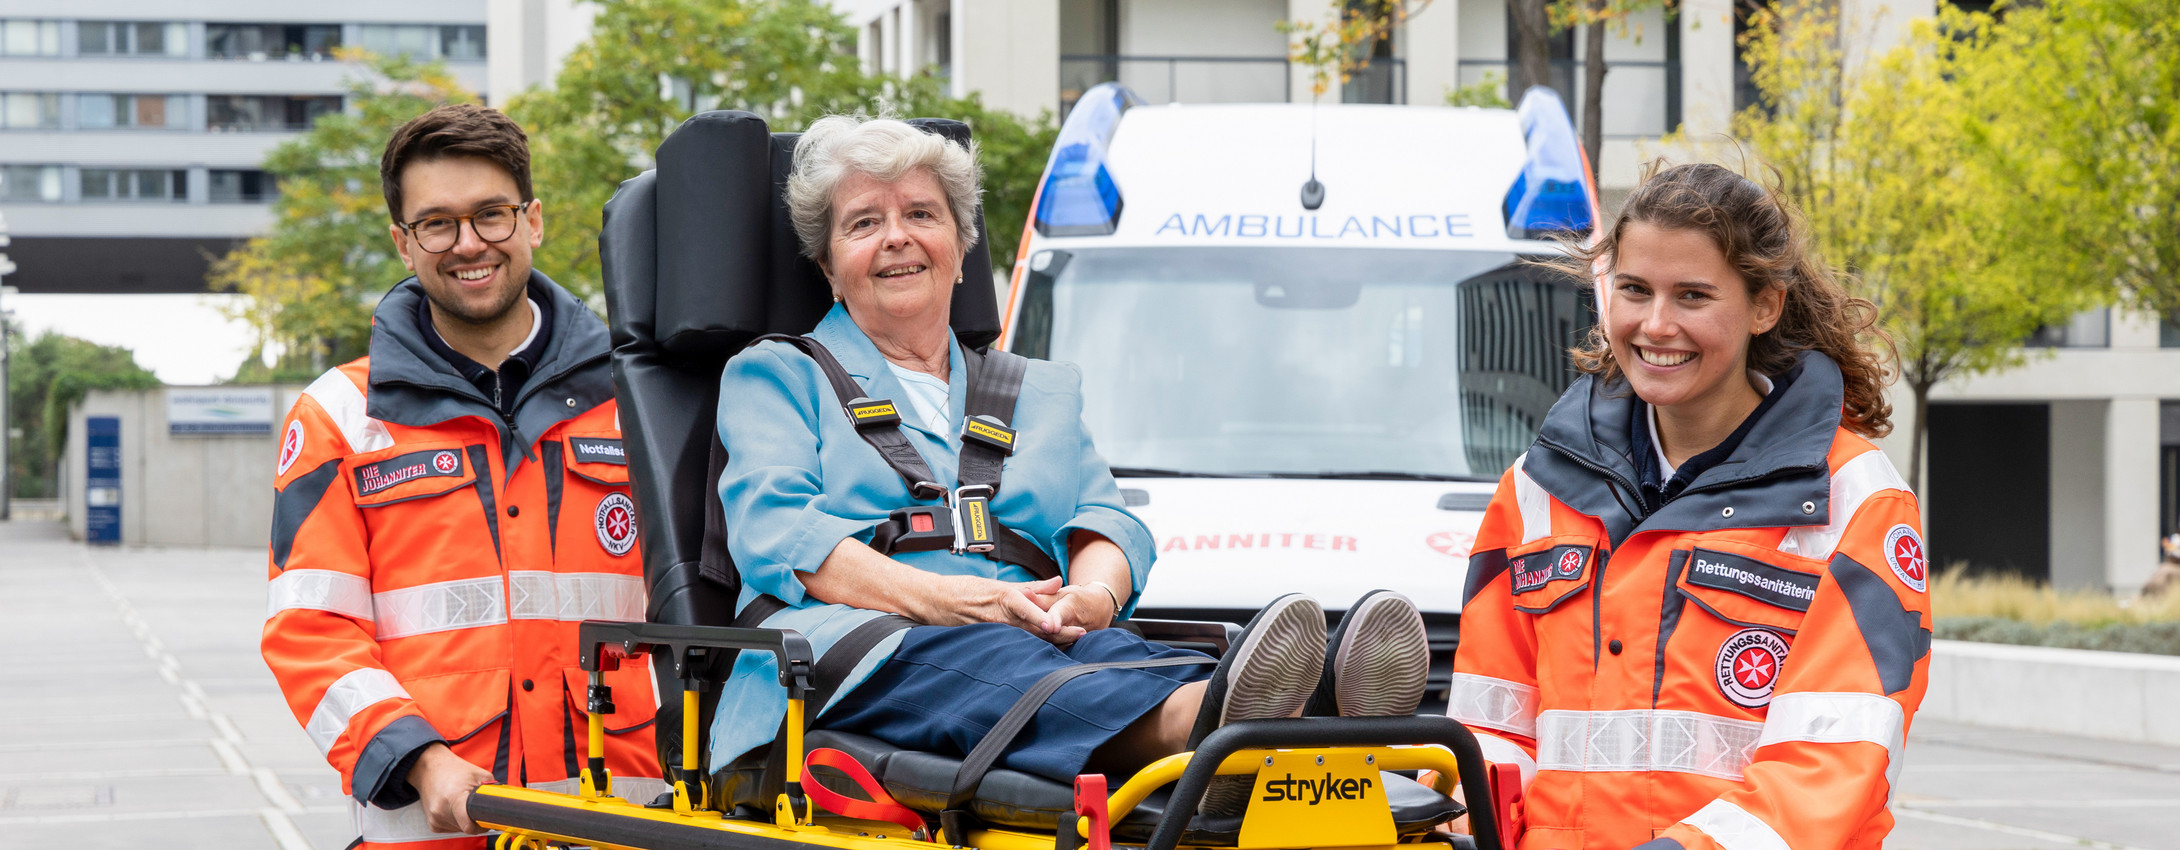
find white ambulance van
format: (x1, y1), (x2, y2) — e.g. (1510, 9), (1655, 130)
(1000, 84), (1600, 700)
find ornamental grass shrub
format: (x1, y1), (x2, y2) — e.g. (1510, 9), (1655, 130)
(1930, 568), (2180, 656)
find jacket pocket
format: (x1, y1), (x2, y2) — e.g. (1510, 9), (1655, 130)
(562, 435), (631, 486)
(347, 443), (477, 507)
(405, 668), (513, 743)
(562, 666), (659, 734)
(1676, 543), (1822, 634)
(1506, 538), (1600, 614)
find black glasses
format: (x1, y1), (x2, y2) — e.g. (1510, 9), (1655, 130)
(400, 201), (530, 254)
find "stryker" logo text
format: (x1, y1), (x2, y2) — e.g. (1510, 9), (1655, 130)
(1260, 773), (1376, 805)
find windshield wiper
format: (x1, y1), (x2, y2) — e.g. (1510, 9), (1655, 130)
(1272, 471), (1497, 482)
(1108, 466), (1267, 479)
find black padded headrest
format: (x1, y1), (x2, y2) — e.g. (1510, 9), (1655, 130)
(647, 111), (1002, 359)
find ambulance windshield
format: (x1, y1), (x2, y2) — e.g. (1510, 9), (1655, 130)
(1010, 247), (1588, 480)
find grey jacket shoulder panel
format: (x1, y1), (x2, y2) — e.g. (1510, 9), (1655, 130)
(1523, 350), (1844, 546)
(365, 272), (614, 469)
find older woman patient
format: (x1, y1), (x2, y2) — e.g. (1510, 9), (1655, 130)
(707, 115), (1432, 811)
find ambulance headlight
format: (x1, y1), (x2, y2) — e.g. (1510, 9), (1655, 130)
(1034, 83), (1139, 237)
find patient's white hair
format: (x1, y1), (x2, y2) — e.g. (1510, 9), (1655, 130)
(786, 114), (983, 268)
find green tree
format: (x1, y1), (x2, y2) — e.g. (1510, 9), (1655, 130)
(6, 330), (159, 498)
(1947, 0), (2178, 317)
(509, 0), (1057, 300)
(213, 52), (475, 383)
(1732, 0), (2103, 488)
(1552, 0), (1675, 170)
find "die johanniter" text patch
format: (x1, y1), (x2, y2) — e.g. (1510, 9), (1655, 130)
(1685, 548), (1819, 612)
(353, 449), (465, 496)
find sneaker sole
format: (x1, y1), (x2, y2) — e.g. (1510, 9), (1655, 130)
(1200, 594), (1326, 815)
(1331, 590), (1429, 717)
(1219, 594), (1327, 728)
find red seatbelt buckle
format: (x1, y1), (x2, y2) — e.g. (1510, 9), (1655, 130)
(887, 505), (956, 552)
(1073, 774), (1111, 850)
(1488, 761), (1526, 839)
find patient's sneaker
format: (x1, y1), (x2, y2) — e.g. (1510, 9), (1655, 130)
(1304, 590), (1430, 718)
(1188, 593), (1327, 817)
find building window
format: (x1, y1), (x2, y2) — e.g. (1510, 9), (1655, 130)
(208, 95), (341, 131)
(209, 169), (278, 203)
(206, 23), (341, 60)
(0, 19), (61, 56)
(0, 92), (61, 129)
(358, 24), (486, 61)
(442, 25), (485, 60)
(2024, 307), (2111, 348)
(79, 21), (189, 57)
(0, 164), (63, 201)
(80, 168), (188, 201)
(77, 94), (189, 129)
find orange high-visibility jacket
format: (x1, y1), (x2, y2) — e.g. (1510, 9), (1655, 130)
(262, 276), (662, 848)
(1451, 352), (1931, 850)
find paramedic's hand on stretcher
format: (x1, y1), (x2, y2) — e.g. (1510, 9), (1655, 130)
(805, 539), (1084, 642)
(408, 742), (493, 834)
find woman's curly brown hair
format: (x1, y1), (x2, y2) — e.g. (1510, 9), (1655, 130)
(1547, 161), (1896, 438)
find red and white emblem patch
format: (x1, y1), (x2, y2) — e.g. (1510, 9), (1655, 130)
(595, 493), (637, 556)
(432, 451), (460, 474)
(1715, 627), (1791, 708)
(276, 420), (306, 475)
(1884, 524), (1927, 592)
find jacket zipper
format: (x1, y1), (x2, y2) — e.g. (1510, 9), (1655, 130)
(1536, 437), (1638, 673)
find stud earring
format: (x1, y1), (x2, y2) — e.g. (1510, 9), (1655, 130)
(955, 274), (964, 286)
(831, 292), (842, 302)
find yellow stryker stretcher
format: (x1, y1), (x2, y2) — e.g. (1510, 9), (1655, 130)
(462, 109), (1516, 850)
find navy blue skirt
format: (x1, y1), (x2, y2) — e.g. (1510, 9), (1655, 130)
(818, 623), (1214, 783)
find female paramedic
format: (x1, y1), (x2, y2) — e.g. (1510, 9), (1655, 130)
(707, 114), (1436, 817)
(1448, 163), (1931, 850)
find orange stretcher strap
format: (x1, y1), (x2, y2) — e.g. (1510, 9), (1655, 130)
(803, 748), (929, 838)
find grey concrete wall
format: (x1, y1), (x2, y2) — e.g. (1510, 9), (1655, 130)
(65, 385), (302, 548)
(1923, 639), (2180, 746)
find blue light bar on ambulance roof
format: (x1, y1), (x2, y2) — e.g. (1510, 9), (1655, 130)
(1502, 86), (1598, 240)
(1033, 83), (1140, 237)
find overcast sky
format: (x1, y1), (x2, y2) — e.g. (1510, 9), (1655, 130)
(6, 293), (258, 386)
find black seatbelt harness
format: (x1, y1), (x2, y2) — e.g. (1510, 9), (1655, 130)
(749, 334), (1059, 580)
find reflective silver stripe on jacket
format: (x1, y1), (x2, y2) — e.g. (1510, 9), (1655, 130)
(1680, 799), (1790, 850)
(1535, 708), (1765, 781)
(373, 577), (508, 640)
(1777, 449), (1911, 560)
(301, 369), (394, 454)
(355, 799), (465, 843)
(372, 573), (646, 640)
(507, 571), (646, 623)
(525, 776), (672, 805)
(267, 569), (373, 621)
(1447, 672), (1540, 739)
(1511, 452), (1553, 545)
(1760, 691), (1906, 798)
(306, 668), (410, 754)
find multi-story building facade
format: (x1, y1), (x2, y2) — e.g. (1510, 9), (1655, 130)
(0, 0), (488, 295)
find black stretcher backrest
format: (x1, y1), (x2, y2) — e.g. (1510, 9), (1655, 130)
(598, 110), (1002, 773)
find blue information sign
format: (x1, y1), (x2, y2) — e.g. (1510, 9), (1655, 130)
(86, 416), (121, 545)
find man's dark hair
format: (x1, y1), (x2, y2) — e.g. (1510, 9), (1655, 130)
(379, 103), (533, 223)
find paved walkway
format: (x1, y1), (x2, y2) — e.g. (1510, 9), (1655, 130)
(0, 517), (2175, 849)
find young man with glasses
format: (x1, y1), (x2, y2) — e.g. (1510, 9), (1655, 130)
(262, 103), (663, 849)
